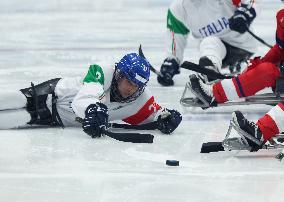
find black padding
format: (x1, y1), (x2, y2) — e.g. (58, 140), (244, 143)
(200, 142), (225, 153)
(20, 78), (61, 97)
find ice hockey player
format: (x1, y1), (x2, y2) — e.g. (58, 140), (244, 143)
(189, 8), (284, 151)
(0, 53), (182, 138)
(157, 0), (257, 86)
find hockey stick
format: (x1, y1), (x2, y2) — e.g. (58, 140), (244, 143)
(0, 123), (154, 143)
(0, 111), (155, 143)
(0, 107), (158, 131)
(181, 61), (234, 80)
(102, 128), (153, 143)
(138, 45), (162, 76)
(75, 117), (154, 143)
(0, 107), (26, 112)
(247, 29), (273, 49)
(138, 45), (234, 80)
(110, 121), (158, 130)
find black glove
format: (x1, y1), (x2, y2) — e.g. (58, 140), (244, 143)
(157, 58), (180, 86)
(82, 102), (109, 138)
(157, 109), (182, 134)
(229, 4), (256, 34)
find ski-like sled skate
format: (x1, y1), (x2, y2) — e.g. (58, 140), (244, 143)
(180, 75), (284, 108)
(200, 115), (284, 161)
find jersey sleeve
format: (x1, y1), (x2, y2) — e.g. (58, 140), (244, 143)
(165, 0), (190, 63)
(71, 64), (105, 118)
(261, 9), (284, 64)
(276, 9), (284, 50)
(122, 91), (162, 125)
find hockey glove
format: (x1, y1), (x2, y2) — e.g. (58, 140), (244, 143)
(157, 109), (182, 134)
(229, 4), (256, 34)
(82, 102), (109, 138)
(157, 58), (180, 86)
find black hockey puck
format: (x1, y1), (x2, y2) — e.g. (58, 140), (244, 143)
(166, 160), (179, 166)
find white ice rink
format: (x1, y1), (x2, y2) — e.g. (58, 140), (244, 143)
(0, 0), (283, 201)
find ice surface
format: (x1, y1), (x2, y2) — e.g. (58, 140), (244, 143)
(0, 0), (283, 201)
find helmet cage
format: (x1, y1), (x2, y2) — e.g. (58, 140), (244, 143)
(110, 68), (146, 103)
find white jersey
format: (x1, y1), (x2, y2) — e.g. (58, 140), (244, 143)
(47, 64), (163, 127)
(166, 0), (257, 62)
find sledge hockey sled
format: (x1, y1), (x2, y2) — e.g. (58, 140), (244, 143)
(200, 115), (284, 160)
(180, 76), (284, 108)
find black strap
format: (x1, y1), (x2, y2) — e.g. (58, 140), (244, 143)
(30, 82), (39, 121)
(51, 92), (64, 128)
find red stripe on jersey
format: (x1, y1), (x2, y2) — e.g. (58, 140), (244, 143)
(232, 77), (243, 97)
(257, 114), (280, 141)
(213, 82), (228, 103)
(123, 96), (161, 125)
(232, 0), (241, 6)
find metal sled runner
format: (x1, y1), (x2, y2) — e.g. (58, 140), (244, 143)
(200, 117), (284, 161)
(180, 78), (284, 108)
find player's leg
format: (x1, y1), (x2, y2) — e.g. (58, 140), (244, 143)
(231, 102), (284, 152)
(213, 62), (281, 103)
(198, 36), (227, 83)
(0, 90), (30, 129)
(188, 62), (280, 106)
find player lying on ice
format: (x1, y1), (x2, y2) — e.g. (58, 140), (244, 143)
(191, 9), (284, 152)
(157, 0), (257, 86)
(0, 53), (182, 140)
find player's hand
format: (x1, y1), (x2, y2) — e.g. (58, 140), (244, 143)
(157, 58), (180, 86)
(229, 4), (256, 34)
(82, 102), (109, 138)
(157, 109), (182, 134)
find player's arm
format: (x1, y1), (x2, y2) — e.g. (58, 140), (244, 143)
(122, 93), (182, 134)
(72, 64), (109, 138)
(260, 9), (284, 64)
(71, 64), (106, 118)
(158, 0), (190, 86)
(165, 0), (190, 63)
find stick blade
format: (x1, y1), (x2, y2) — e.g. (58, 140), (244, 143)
(201, 142), (224, 153)
(105, 131), (154, 143)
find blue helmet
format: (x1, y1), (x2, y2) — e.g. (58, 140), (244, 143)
(115, 53), (150, 88)
(111, 53), (151, 103)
